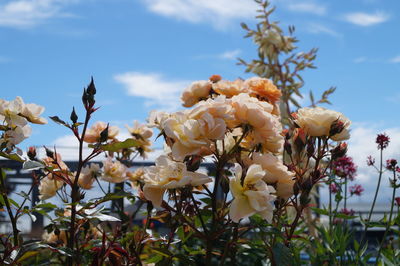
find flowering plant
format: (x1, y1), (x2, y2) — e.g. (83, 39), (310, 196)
(0, 1), (399, 265)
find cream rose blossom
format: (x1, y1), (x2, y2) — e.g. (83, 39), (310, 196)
(39, 176), (64, 200)
(229, 164), (276, 223)
(181, 80), (212, 107)
(101, 158), (128, 183)
(74, 163), (101, 189)
(250, 152), (295, 199)
(143, 155), (211, 207)
(294, 107), (351, 141)
(83, 121), (119, 143)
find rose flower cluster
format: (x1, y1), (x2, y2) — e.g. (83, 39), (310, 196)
(37, 120), (153, 200)
(144, 76), (296, 222)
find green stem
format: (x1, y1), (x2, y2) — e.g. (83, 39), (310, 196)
(375, 170), (397, 265)
(362, 149), (384, 243)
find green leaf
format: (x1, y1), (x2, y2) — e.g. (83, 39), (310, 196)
(310, 207), (329, 216)
(17, 191), (31, 201)
(0, 151), (25, 162)
(49, 116), (70, 128)
(272, 243), (293, 266)
(152, 248), (172, 258)
(23, 160), (45, 170)
(9, 198), (20, 208)
(98, 138), (139, 152)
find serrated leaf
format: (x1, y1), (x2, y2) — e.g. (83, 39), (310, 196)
(0, 151), (24, 162)
(49, 116), (70, 128)
(17, 251), (39, 262)
(23, 160), (44, 170)
(99, 138), (139, 152)
(86, 212), (120, 222)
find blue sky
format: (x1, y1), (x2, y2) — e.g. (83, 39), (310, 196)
(1, 0), (400, 200)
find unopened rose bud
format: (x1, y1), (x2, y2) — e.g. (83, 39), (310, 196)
(209, 74), (222, 83)
(300, 192), (310, 206)
(82, 88), (89, 106)
(331, 142), (347, 160)
(185, 155), (202, 172)
(221, 176), (230, 194)
(329, 119), (345, 137)
(70, 107), (78, 124)
(293, 128), (306, 153)
(87, 77), (97, 96)
(293, 181), (300, 195)
(306, 138), (315, 158)
(99, 125), (109, 143)
(301, 177), (313, 191)
(284, 139), (292, 155)
(311, 169), (321, 183)
(28, 146), (37, 160)
(45, 147), (54, 159)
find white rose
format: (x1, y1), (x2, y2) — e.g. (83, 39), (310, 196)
(294, 107), (351, 141)
(229, 164), (276, 223)
(143, 155), (211, 207)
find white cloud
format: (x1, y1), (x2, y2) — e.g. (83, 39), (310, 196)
(219, 49), (241, 60)
(347, 125), (400, 202)
(114, 72), (189, 111)
(343, 11), (389, 26)
(287, 2), (326, 16)
(306, 23), (341, 37)
(140, 0), (257, 29)
(354, 56), (367, 63)
(389, 55), (400, 63)
(0, 0), (77, 28)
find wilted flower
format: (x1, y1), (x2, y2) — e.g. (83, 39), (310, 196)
(83, 121), (119, 143)
(349, 184), (364, 196)
(229, 164), (276, 223)
(333, 156), (357, 181)
(101, 158), (127, 183)
(142, 155), (211, 207)
(376, 133), (390, 150)
(293, 107), (351, 141)
(181, 80), (212, 107)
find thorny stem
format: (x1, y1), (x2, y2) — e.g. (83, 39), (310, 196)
(0, 167), (19, 247)
(67, 109), (92, 266)
(189, 190), (208, 234)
